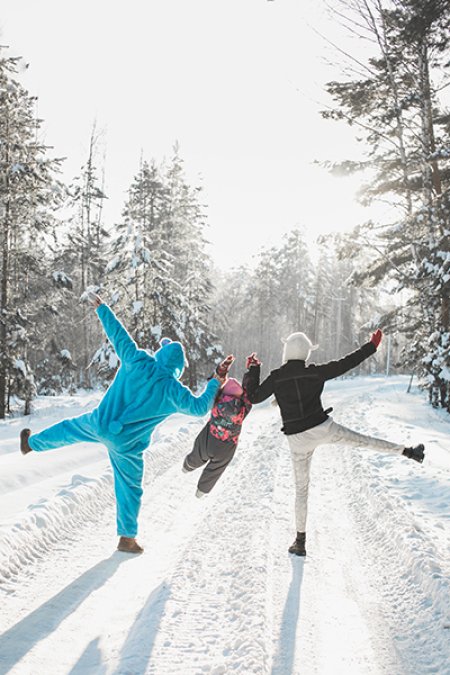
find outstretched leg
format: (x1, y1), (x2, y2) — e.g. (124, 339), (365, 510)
(326, 420), (404, 455)
(27, 412), (99, 452)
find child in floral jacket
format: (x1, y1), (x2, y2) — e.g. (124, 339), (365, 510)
(182, 353), (260, 496)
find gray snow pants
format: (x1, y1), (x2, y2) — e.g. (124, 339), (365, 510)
(287, 417), (405, 532)
(185, 424), (236, 494)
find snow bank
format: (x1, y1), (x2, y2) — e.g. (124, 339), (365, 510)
(0, 472), (114, 592)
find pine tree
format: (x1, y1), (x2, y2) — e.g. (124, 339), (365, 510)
(211, 231), (389, 377)
(103, 159), (180, 352)
(0, 49), (65, 416)
(209, 265), (254, 377)
(163, 147), (223, 386)
(321, 0), (450, 407)
(276, 229), (315, 337)
(65, 125), (108, 387)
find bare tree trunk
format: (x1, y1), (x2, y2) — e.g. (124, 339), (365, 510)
(418, 41), (437, 211)
(80, 127), (98, 388)
(417, 40), (449, 336)
(0, 122), (11, 419)
(0, 220), (9, 418)
(371, 0), (414, 216)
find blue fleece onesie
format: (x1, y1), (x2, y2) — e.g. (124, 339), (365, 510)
(28, 304), (220, 537)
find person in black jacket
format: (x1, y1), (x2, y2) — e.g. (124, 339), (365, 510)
(246, 329), (425, 557)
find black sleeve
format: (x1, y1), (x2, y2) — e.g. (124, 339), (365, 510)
(314, 342), (376, 381)
(242, 364), (260, 397)
(246, 367), (275, 404)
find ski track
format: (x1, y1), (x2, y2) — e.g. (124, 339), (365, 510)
(337, 401), (450, 675)
(0, 377), (449, 674)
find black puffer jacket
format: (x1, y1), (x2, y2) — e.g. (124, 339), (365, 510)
(247, 342), (376, 434)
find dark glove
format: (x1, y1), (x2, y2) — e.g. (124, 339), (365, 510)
(216, 355), (235, 378)
(370, 329), (382, 349)
(246, 352), (261, 369)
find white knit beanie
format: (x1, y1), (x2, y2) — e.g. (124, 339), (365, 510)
(282, 332), (318, 362)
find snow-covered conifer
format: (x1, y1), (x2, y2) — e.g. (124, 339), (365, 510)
(0, 49), (65, 416)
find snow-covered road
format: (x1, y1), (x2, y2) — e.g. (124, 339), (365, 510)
(0, 377), (449, 675)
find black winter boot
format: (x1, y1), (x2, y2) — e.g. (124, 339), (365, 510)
(20, 429), (32, 455)
(403, 444), (425, 463)
(288, 532), (306, 556)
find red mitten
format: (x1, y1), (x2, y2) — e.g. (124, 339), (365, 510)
(246, 352), (261, 368)
(216, 355), (235, 378)
(370, 329), (383, 349)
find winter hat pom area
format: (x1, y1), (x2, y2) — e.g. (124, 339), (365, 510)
(282, 332), (318, 362)
(160, 337), (172, 347)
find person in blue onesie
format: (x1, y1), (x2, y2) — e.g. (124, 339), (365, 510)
(19, 293), (227, 553)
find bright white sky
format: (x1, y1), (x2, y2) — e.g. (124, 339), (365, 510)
(1, 0), (377, 268)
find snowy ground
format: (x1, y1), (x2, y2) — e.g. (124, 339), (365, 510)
(0, 376), (449, 675)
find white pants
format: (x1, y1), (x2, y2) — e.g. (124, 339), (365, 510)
(286, 417), (404, 532)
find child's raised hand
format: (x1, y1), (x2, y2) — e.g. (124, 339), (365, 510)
(216, 355), (235, 378)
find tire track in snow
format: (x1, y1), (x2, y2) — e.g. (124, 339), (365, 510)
(139, 409), (282, 675)
(338, 435), (450, 674)
(268, 406), (401, 675)
(299, 448), (404, 675)
(332, 380), (450, 675)
(268, 425), (317, 675)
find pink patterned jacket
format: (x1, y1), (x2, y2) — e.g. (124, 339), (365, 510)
(208, 368), (258, 445)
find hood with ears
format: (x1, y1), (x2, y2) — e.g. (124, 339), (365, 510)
(154, 337), (186, 379)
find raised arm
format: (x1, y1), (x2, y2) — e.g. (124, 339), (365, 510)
(243, 353), (275, 404)
(242, 353), (261, 396)
(315, 331), (381, 381)
(90, 295), (140, 365)
(247, 371), (275, 404)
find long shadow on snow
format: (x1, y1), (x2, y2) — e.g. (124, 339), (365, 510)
(68, 584), (169, 675)
(111, 581), (170, 675)
(271, 558), (305, 675)
(68, 637), (107, 675)
(0, 552), (128, 675)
